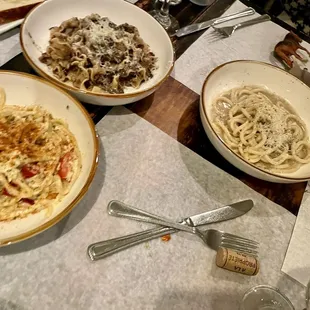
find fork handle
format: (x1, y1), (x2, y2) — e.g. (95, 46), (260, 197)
(236, 14), (271, 28)
(87, 226), (176, 261)
(176, 8), (255, 37)
(108, 200), (195, 233)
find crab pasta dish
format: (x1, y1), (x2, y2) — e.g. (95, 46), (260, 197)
(0, 88), (81, 221)
(39, 14), (158, 94)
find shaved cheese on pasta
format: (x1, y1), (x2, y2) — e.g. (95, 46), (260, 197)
(212, 86), (310, 173)
(0, 88), (81, 221)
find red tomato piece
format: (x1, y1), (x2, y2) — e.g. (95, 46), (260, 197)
(58, 152), (72, 180)
(3, 188), (11, 196)
(20, 198), (35, 205)
(21, 163), (40, 178)
(3, 182), (18, 196)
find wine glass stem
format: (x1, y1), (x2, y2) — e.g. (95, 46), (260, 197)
(156, 0), (171, 28)
(160, 0), (170, 16)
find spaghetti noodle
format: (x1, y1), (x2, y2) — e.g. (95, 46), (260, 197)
(0, 88), (81, 221)
(212, 86), (310, 173)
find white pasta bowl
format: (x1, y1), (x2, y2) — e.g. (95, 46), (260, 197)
(20, 0), (174, 106)
(200, 60), (310, 183)
(0, 71), (98, 246)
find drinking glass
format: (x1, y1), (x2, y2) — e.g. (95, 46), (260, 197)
(189, 0), (216, 6)
(158, 0), (182, 5)
(149, 0), (180, 34)
(240, 285), (295, 310)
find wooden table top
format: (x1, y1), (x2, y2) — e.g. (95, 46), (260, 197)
(2, 0), (309, 215)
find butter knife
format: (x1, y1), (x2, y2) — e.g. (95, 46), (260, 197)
(175, 7), (255, 38)
(87, 199), (253, 261)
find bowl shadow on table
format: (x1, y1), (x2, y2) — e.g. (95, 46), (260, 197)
(154, 289), (239, 310)
(175, 99), (303, 216)
(0, 139), (106, 256)
(0, 27), (20, 42)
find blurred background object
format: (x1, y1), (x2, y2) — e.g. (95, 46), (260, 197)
(250, 0), (309, 36)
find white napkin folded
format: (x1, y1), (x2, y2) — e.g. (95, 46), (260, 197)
(282, 187), (310, 287)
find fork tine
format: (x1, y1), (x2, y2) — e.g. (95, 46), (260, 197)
(221, 243), (258, 254)
(213, 29), (223, 37)
(211, 26), (225, 38)
(209, 31), (221, 38)
(221, 237), (259, 248)
(221, 242), (258, 252)
(212, 27), (224, 37)
(221, 241), (258, 251)
(226, 247), (258, 256)
(210, 32), (221, 39)
(222, 233), (259, 245)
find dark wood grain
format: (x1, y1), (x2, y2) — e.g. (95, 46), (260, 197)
(129, 77), (306, 215)
(0, 1), (42, 25)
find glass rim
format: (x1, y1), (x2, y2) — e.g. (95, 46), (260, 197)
(241, 285), (295, 309)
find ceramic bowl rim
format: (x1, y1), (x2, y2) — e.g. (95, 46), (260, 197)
(201, 59), (310, 182)
(0, 70), (99, 246)
(19, 0), (175, 99)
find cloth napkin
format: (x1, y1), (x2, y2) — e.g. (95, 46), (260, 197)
(172, 0), (310, 94)
(281, 188), (310, 287)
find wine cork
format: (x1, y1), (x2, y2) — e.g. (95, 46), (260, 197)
(216, 247), (259, 276)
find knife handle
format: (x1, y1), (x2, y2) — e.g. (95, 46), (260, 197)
(176, 7), (255, 37)
(87, 226), (176, 261)
(212, 7), (255, 25)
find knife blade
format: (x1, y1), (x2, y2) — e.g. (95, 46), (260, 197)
(88, 199), (254, 260)
(185, 199), (254, 226)
(107, 199), (254, 227)
(175, 7), (255, 38)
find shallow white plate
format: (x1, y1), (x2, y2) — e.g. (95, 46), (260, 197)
(200, 60), (310, 183)
(20, 0), (175, 106)
(0, 71), (98, 246)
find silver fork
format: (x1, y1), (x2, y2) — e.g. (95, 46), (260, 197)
(212, 14), (271, 38)
(87, 200), (254, 261)
(107, 201), (258, 255)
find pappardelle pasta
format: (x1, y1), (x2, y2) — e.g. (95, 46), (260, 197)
(40, 14), (158, 94)
(212, 86), (310, 173)
(0, 88), (81, 221)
